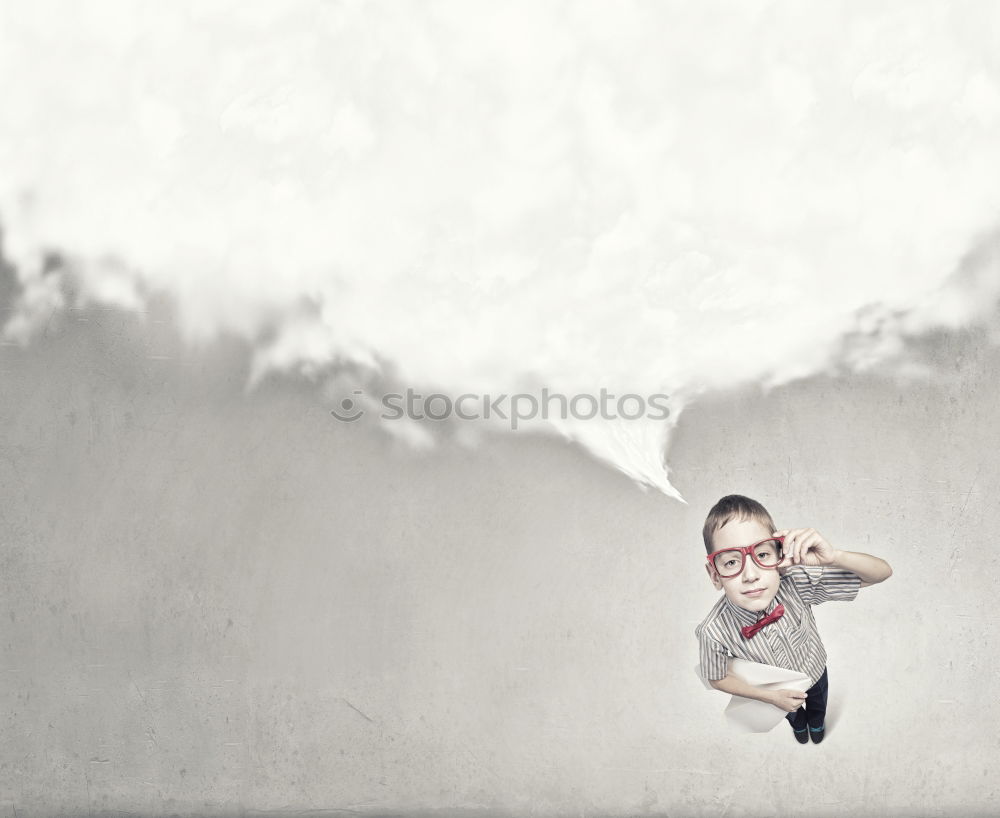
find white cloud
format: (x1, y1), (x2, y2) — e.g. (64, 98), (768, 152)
(2, 0), (999, 499)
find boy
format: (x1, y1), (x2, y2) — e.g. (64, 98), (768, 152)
(695, 495), (892, 744)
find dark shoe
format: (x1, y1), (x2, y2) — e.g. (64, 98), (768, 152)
(809, 724), (825, 744)
(792, 725), (809, 744)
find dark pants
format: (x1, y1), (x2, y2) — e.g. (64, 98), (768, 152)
(785, 667), (828, 730)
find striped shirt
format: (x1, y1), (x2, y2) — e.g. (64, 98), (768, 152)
(695, 566), (861, 687)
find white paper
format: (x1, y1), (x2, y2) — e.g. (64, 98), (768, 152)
(696, 659), (813, 733)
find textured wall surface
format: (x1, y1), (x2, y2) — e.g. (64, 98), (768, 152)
(0, 300), (997, 816)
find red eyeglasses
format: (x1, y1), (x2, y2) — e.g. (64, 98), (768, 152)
(706, 536), (785, 578)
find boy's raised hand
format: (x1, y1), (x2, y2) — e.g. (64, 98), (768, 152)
(774, 528), (837, 568)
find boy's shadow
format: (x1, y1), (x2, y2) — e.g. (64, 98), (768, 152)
(826, 696), (843, 732)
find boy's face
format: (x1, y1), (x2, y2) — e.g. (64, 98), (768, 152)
(705, 517), (781, 613)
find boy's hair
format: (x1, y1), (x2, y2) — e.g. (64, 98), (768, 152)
(703, 494), (776, 554)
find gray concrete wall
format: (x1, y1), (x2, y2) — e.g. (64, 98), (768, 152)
(0, 302), (996, 816)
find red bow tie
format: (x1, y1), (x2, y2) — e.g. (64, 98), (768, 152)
(741, 603), (785, 639)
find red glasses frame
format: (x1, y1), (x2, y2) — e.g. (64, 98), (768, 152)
(706, 536), (785, 578)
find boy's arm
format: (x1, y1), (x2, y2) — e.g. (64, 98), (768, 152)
(775, 528), (893, 588)
(828, 549), (892, 588)
(709, 670), (806, 713)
